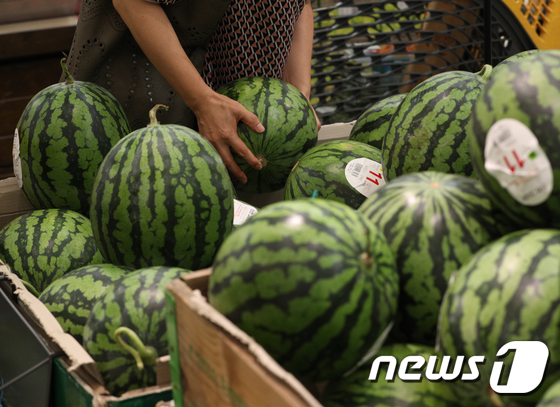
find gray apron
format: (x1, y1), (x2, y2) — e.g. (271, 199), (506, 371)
(64, 0), (230, 130)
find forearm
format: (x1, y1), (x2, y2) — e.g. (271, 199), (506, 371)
(112, 0), (212, 113)
(282, 1), (314, 99)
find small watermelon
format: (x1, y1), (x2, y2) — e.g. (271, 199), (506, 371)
(468, 50), (560, 228)
(90, 104), (234, 270)
(216, 77), (318, 194)
(0, 209), (104, 293)
(349, 93), (407, 150)
(359, 171), (512, 345)
(383, 65), (492, 181)
(15, 57), (131, 215)
(208, 198), (399, 382)
(284, 140), (385, 210)
(82, 266), (189, 396)
(39, 263), (134, 344)
(437, 229), (560, 407)
(321, 344), (462, 407)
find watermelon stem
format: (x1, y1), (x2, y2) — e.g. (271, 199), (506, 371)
(60, 53), (75, 85)
(114, 326), (158, 371)
(476, 64), (493, 83)
(148, 104), (169, 127)
(257, 155), (268, 167)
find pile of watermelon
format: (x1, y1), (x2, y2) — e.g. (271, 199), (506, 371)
(2, 48), (560, 406)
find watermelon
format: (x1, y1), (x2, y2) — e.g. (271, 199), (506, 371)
(437, 229), (560, 407)
(82, 266), (189, 396)
(349, 93), (407, 150)
(468, 50), (560, 228)
(208, 198), (399, 382)
(0, 209), (104, 293)
(216, 77), (318, 194)
(90, 104), (234, 270)
(321, 344), (462, 407)
(490, 49), (541, 79)
(15, 57), (131, 216)
(383, 65), (492, 181)
(359, 171), (512, 346)
(39, 263), (133, 344)
(538, 379), (560, 407)
(284, 140), (385, 210)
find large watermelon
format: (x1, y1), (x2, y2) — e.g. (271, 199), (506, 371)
(490, 49), (541, 79)
(321, 344), (462, 407)
(82, 266), (189, 396)
(208, 198), (399, 382)
(383, 65), (492, 181)
(0, 209), (104, 293)
(284, 140), (385, 210)
(216, 77), (318, 194)
(90, 104), (234, 270)
(15, 57), (131, 215)
(39, 263), (133, 344)
(468, 50), (560, 228)
(437, 229), (560, 407)
(359, 171), (512, 345)
(349, 93), (407, 150)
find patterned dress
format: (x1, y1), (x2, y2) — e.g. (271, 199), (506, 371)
(203, 0), (307, 90)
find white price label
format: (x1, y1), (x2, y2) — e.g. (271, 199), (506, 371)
(233, 199), (258, 226)
(13, 128), (23, 188)
(345, 158), (385, 197)
(484, 118), (553, 206)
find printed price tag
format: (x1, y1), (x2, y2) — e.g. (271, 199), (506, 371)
(484, 118), (553, 206)
(233, 199), (258, 226)
(345, 158), (385, 197)
(13, 128), (23, 188)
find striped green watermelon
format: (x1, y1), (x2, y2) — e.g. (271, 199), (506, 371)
(538, 379), (560, 407)
(468, 50), (560, 228)
(0, 209), (104, 293)
(83, 266), (189, 396)
(284, 140), (385, 210)
(437, 229), (560, 407)
(321, 344), (462, 407)
(39, 263), (133, 344)
(15, 57), (131, 215)
(208, 198), (399, 382)
(359, 172), (512, 346)
(349, 93), (407, 150)
(216, 77), (318, 194)
(490, 49), (541, 79)
(383, 65), (492, 181)
(90, 105), (234, 270)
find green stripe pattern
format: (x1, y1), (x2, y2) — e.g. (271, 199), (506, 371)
(359, 172), (510, 345)
(321, 344), (462, 407)
(90, 122), (234, 270)
(0, 209), (104, 293)
(17, 80), (131, 215)
(83, 266), (189, 396)
(383, 67), (490, 181)
(217, 77), (318, 193)
(284, 140), (383, 210)
(208, 198), (399, 381)
(39, 263), (134, 344)
(468, 50), (560, 228)
(437, 229), (560, 407)
(349, 93), (406, 150)
(490, 49), (542, 79)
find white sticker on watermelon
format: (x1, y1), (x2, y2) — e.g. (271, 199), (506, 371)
(13, 128), (23, 189)
(345, 158), (385, 197)
(233, 199), (259, 226)
(484, 118), (553, 206)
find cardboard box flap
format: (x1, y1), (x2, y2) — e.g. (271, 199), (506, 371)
(178, 270), (323, 407)
(316, 121), (355, 144)
(0, 176), (35, 212)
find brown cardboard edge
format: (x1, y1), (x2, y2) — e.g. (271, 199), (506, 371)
(176, 269), (323, 407)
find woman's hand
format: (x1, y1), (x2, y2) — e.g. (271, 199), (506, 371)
(192, 90), (265, 184)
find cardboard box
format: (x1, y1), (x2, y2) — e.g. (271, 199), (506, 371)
(0, 262), (173, 407)
(0, 177), (35, 230)
(165, 270), (325, 407)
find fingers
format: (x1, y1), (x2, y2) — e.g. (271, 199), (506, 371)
(238, 108), (265, 134)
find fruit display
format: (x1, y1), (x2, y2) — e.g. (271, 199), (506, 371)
(217, 76), (318, 194)
(2, 48), (560, 404)
(284, 140), (384, 209)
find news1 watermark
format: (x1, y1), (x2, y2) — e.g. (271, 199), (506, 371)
(368, 341), (549, 394)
